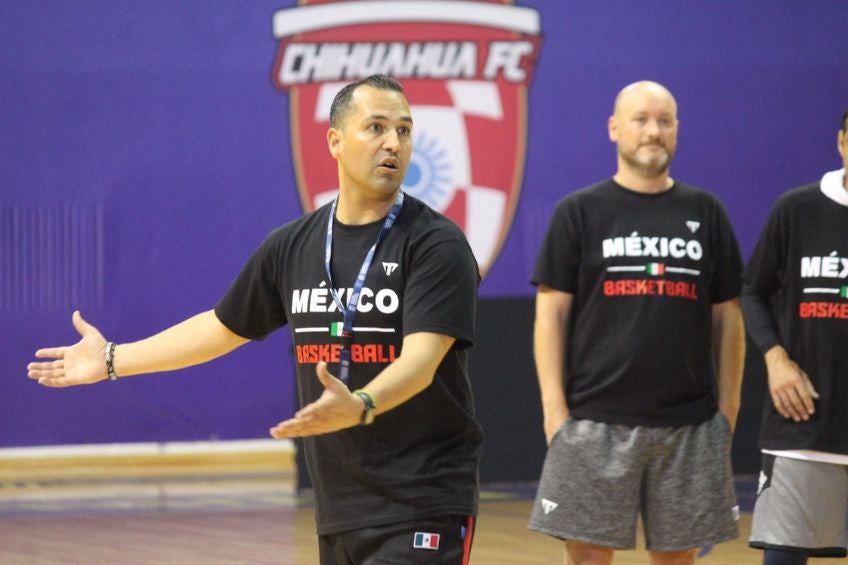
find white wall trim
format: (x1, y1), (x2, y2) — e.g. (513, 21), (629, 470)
(0, 439), (294, 460)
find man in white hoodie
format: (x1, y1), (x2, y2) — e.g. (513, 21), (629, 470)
(742, 109), (848, 565)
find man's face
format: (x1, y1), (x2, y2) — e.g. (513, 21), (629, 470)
(839, 124), (848, 175)
(328, 85), (413, 199)
(609, 86), (678, 179)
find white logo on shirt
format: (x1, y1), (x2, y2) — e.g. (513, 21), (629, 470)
(800, 253), (848, 279)
(292, 286), (400, 314)
(686, 220), (700, 233)
(382, 262), (399, 276)
(602, 232), (703, 261)
(541, 498), (559, 515)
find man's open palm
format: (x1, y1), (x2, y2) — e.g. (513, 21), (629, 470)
(28, 311), (108, 387)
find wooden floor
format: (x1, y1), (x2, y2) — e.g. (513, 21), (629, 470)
(0, 456), (838, 564)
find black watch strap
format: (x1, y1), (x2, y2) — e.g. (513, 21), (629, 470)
(353, 390), (376, 426)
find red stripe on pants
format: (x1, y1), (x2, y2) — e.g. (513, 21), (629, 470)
(462, 516), (475, 565)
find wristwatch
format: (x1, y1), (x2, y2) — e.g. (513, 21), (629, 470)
(353, 390), (377, 426)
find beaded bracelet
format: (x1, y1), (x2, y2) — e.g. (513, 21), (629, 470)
(104, 341), (118, 381)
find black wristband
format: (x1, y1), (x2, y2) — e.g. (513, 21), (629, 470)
(353, 390), (376, 425)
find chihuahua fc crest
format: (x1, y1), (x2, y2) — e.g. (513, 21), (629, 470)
(272, 0), (541, 276)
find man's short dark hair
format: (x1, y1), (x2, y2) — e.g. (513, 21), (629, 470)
(329, 74), (404, 129)
(841, 108), (848, 133)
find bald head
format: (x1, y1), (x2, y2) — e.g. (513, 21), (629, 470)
(613, 81), (678, 118)
(608, 81), (679, 189)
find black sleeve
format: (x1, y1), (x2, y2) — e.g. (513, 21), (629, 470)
(531, 199), (581, 291)
(740, 282), (781, 353)
(741, 202), (786, 353)
(402, 235), (479, 349)
(214, 231), (287, 341)
(709, 201), (744, 303)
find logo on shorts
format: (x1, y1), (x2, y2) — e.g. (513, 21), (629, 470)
(413, 531), (440, 550)
(541, 497), (559, 515)
(757, 470), (768, 495)
(271, 0), (542, 276)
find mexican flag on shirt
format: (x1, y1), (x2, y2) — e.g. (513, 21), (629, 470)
(646, 262), (665, 275)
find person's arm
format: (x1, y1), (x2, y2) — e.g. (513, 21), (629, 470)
(534, 285), (573, 443)
(711, 298), (745, 430)
(269, 331), (454, 438)
(740, 283), (819, 422)
(27, 309), (249, 387)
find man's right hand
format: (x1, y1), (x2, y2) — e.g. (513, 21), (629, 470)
(543, 406), (569, 445)
(765, 345), (819, 422)
(27, 311), (109, 387)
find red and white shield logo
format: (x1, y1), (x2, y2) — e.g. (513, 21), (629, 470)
(272, 0), (541, 276)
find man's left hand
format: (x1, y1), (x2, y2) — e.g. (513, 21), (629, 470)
(269, 361), (364, 439)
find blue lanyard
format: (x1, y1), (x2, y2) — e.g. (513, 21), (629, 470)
(324, 191), (404, 385)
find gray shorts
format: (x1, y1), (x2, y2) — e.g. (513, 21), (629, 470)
(750, 454), (848, 558)
(528, 413), (739, 551)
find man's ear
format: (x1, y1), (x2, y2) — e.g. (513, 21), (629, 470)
(608, 115), (619, 143)
(327, 127), (342, 159)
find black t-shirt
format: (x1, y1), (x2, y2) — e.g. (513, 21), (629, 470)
(532, 179), (743, 427)
(743, 184), (848, 454)
(215, 194), (483, 534)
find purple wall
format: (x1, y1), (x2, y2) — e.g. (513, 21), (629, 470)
(3, 0), (847, 447)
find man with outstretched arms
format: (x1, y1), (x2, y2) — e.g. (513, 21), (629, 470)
(528, 81), (745, 565)
(28, 74), (483, 565)
(743, 110), (848, 565)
